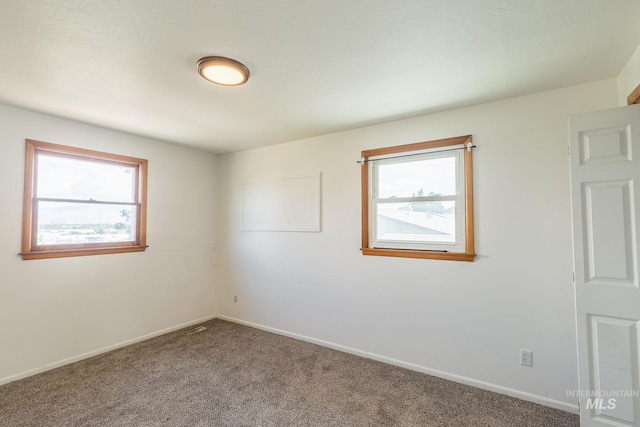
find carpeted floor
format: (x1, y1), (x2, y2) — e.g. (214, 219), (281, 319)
(0, 319), (579, 426)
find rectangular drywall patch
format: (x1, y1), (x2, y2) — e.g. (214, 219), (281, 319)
(242, 172), (321, 232)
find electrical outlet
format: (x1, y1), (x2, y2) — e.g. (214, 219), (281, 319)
(520, 349), (532, 367)
(233, 296), (237, 303)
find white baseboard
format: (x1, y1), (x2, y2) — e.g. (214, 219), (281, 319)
(216, 314), (579, 415)
(1, 313), (580, 415)
(0, 314), (217, 387)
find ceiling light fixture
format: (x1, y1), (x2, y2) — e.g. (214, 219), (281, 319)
(197, 56), (250, 86)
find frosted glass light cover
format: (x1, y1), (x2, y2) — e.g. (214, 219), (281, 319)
(202, 65), (244, 85)
(198, 57), (249, 86)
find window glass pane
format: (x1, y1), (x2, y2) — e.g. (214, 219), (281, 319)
(36, 153), (136, 202)
(376, 202), (455, 244)
(377, 155), (456, 199)
(37, 202), (136, 246)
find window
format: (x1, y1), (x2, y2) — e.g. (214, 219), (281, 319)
(361, 135), (475, 261)
(20, 139), (148, 260)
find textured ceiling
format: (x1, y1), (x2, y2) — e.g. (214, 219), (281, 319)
(1, 0), (639, 153)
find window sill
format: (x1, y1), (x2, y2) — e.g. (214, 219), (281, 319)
(20, 245), (147, 260)
(361, 247), (475, 262)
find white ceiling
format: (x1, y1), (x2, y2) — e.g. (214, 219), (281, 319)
(1, 1), (639, 154)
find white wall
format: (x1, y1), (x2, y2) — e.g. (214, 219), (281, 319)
(619, 43), (640, 105)
(215, 78), (619, 411)
(0, 104), (217, 384)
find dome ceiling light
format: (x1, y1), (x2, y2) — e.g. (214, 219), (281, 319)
(197, 56), (250, 86)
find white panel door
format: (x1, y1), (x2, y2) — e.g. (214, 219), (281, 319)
(570, 104), (640, 426)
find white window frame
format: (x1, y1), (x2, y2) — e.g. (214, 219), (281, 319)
(369, 149), (466, 252)
(360, 135), (475, 262)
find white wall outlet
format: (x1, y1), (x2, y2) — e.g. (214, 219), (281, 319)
(520, 349), (532, 367)
(233, 296), (237, 303)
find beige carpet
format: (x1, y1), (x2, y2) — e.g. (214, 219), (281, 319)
(0, 319), (578, 426)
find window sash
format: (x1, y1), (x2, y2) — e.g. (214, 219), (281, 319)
(33, 199), (139, 249)
(372, 150), (460, 199)
(34, 151), (139, 204)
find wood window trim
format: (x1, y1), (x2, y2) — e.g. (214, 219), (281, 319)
(628, 83), (640, 105)
(20, 139), (148, 260)
(360, 135), (475, 262)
